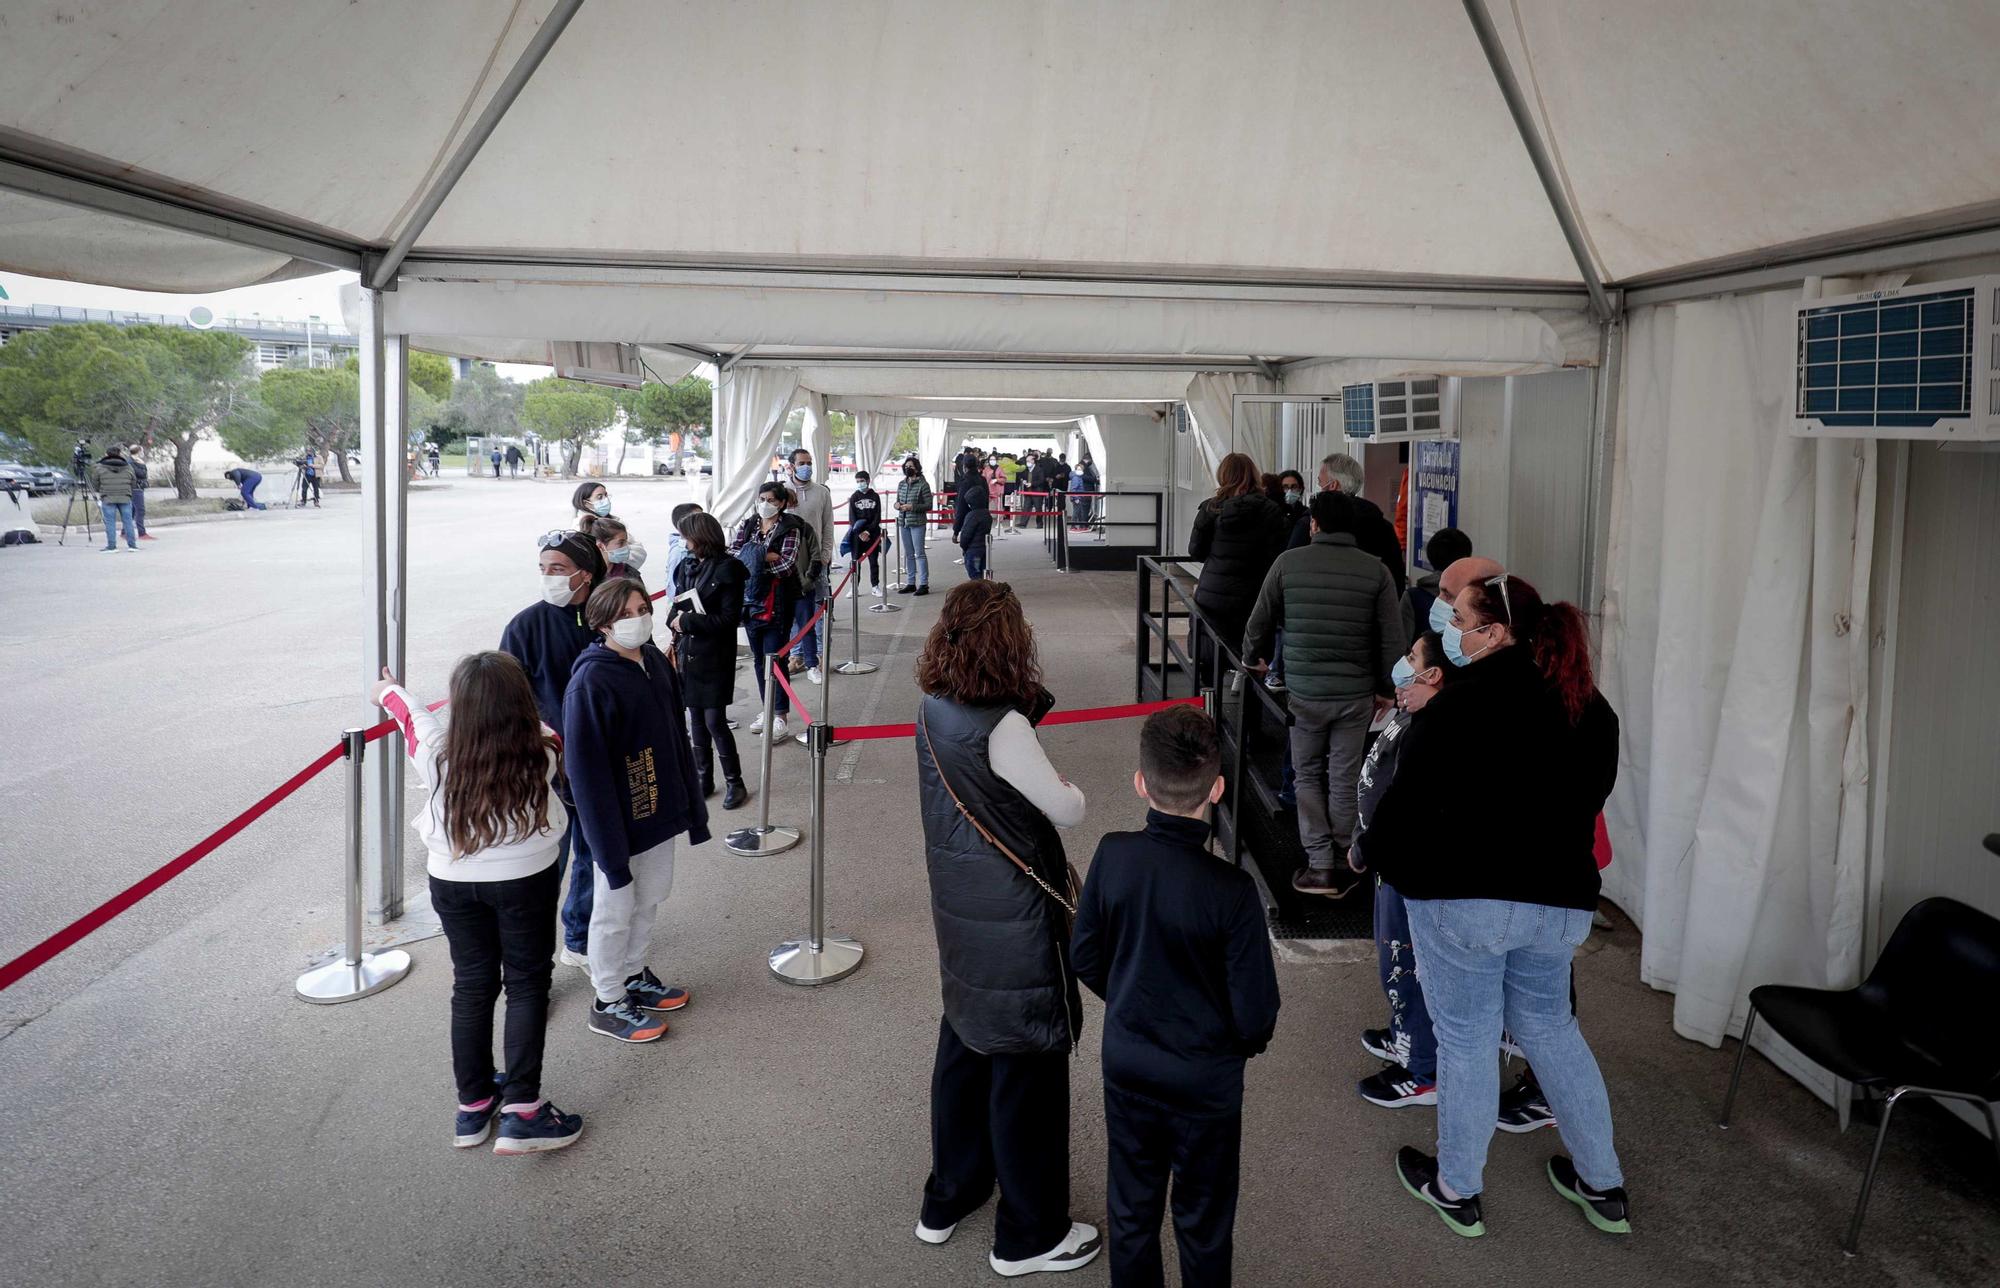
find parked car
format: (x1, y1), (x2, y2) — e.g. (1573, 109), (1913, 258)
(0, 462), (40, 495)
(26, 465), (74, 493)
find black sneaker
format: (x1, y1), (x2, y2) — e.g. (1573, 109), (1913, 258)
(914, 586), (930, 596)
(624, 967), (690, 1013)
(1361, 1027), (1400, 1062)
(1497, 1081), (1558, 1133)
(454, 1099), (499, 1148)
(493, 1101), (583, 1156)
(1396, 1147), (1485, 1238)
(1547, 1156), (1630, 1234)
(1359, 1066), (1437, 1108)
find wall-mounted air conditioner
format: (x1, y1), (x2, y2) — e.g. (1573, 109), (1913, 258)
(549, 341), (643, 390)
(1793, 275), (1999, 441)
(1340, 376), (1455, 442)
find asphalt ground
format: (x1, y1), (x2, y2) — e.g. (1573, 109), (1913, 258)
(0, 477), (1993, 1286)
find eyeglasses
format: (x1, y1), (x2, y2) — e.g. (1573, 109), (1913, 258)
(1484, 574), (1513, 626)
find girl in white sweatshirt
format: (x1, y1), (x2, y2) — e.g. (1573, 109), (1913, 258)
(373, 650), (583, 1156)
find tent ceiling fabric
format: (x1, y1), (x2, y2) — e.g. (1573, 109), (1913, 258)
(0, 191), (306, 292)
(4, 1), (1997, 295)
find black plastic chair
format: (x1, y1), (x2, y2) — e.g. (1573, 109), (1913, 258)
(1719, 896), (2000, 1254)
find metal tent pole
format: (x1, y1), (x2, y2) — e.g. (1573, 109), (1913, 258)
(296, 730), (412, 1003)
(768, 722), (864, 985)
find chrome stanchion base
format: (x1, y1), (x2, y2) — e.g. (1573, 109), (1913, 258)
(768, 934), (864, 986)
(835, 660), (879, 675)
(867, 602), (903, 613)
(295, 949), (413, 1005)
(725, 825), (802, 856)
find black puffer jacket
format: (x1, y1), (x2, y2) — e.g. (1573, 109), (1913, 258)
(917, 696), (1080, 1055)
(669, 554), (748, 709)
(1187, 491), (1290, 635)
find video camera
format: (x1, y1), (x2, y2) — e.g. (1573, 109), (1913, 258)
(72, 438), (90, 476)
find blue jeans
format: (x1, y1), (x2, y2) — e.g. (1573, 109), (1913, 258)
(238, 473), (266, 509)
(557, 818), (593, 953)
(1405, 898), (1621, 1197)
(790, 583), (823, 669)
(131, 486), (148, 535)
(101, 500), (137, 548)
(962, 538), (987, 580)
(899, 523), (929, 588)
(1374, 879), (1436, 1080)
(747, 620), (791, 716)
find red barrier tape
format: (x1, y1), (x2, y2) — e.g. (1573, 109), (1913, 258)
(831, 695), (1201, 743)
(0, 740), (347, 991)
(771, 660), (812, 726)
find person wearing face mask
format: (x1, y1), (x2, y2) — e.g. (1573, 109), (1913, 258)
(581, 513), (645, 588)
(572, 482), (614, 527)
(730, 482), (805, 737)
(1346, 631), (1456, 1111)
(1286, 453), (1407, 594)
(501, 530), (609, 970)
(842, 471), (885, 597)
(1357, 575), (1627, 1241)
(785, 448), (835, 685)
(1402, 528), (1473, 643)
(895, 457), (933, 595)
(669, 512), (751, 809)
(564, 578), (710, 1045)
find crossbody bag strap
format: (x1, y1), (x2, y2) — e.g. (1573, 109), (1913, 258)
(920, 720), (1077, 917)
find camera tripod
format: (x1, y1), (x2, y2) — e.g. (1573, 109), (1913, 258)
(57, 481), (98, 546)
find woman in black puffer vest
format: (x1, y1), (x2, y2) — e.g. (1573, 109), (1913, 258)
(911, 580), (1103, 1276)
(1187, 451), (1290, 681)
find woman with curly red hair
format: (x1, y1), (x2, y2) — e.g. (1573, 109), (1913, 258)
(1357, 573), (1629, 1240)
(909, 580), (1102, 1277)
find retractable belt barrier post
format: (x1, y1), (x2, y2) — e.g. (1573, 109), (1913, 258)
(838, 530), (883, 674)
(295, 728), (413, 1004)
(768, 721), (864, 985)
(872, 524), (903, 614)
(725, 675), (802, 856)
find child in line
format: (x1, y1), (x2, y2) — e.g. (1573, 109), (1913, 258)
(372, 652), (583, 1156)
(842, 471), (884, 597)
(1071, 706), (1281, 1287)
(564, 579), (711, 1044)
(666, 501), (703, 589)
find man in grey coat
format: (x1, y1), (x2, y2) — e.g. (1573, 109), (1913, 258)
(785, 446), (836, 684)
(1243, 490), (1403, 896)
(89, 443), (140, 552)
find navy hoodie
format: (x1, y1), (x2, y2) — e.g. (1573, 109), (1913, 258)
(499, 597), (598, 729)
(562, 640), (711, 889)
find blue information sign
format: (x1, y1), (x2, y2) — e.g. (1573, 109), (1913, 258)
(1410, 440), (1459, 571)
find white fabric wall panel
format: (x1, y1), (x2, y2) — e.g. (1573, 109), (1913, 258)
(1183, 372), (1278, 477)
(707, 366), (799, 529)
(1505, 369), (1595, 604)
(1453, 378), (1511, 567)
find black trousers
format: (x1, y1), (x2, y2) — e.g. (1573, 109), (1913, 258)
(687, 704), (742, 780)
(921, 1016), (1072, 1261)
(1104, 1083), (1242, 1288)
(299, 474), (320, 505)
(429, 863), (560, 1106)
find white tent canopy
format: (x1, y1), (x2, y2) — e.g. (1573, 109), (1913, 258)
(7, 0), (2000, 1101)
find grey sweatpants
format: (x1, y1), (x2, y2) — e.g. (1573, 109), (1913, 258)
(587, 837), (677, 1004)
(1288, 694), (1377, 872)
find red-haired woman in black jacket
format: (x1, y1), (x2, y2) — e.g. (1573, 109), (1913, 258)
(1357, 574), (1629, 1240)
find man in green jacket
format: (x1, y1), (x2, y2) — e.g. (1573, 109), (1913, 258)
(1242, 490), (1403, 896)
(89, 443), (140, 552)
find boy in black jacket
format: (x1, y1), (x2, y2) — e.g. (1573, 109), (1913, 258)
(1071, 707), (1281, 1288)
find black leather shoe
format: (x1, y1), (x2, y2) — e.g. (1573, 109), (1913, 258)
(723, 778), (749, 810)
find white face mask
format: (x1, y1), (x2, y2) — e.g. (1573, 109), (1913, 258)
(609, 616), (652, 649)
(757, 501), (780, 520)
(540, 572), (580, 606)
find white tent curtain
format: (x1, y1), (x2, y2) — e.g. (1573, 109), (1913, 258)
(1184, 372), (1279, 477)
(916, 416), (950, 489)
(1599, 286), (1879, 1094)
(707, 365), (801, 529)
(801, 388), (833, 477)
(853, 411), (899, 476)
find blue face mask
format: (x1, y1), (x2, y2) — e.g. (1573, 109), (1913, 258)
(606, 546), (631, 565)
(1442, 621), (1494, 667)
(590, 497), (612, 516)
(1390, 656), (1416, 689)
(794, 463), (813, 483)
(1429, 593), (1453, 634)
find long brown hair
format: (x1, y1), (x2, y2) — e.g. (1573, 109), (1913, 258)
(679, 510), (726, 559)
(437, 651), (559, 859)
(1213, 452), (1259, 501)
(915, 580), (1042, 708)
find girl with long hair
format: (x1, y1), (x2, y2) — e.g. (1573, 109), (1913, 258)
(1186, 452), (1289, 685)
(564, 578), (710, 1045)
(371, 652), (582, 1156)
(581, 512), (646, 587)
(910, 581), (1102, 1277)
(669, 511), (751, 809)
(1357, 574), (1628, 1239)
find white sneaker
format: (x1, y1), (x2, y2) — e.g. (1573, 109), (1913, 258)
(870, 585), (886, 598)
(557, 947), (589, 971)
(915, 1219), (955, 1246)
(808, 666), (824, 686)
(989, 1223), (1102, 1277)
(769, 715), (789, 739)
(748, 713), (769, 735)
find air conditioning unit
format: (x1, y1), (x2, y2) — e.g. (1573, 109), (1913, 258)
(549, 341), (643, 390)
(1793, 275), (1999, 441)
(1341, 376), (1455, 442)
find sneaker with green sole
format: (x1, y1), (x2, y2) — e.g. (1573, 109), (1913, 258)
(1547, 1155), (1631, 1234)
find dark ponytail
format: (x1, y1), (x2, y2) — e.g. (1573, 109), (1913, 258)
(1463, 575), (1596, 722)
